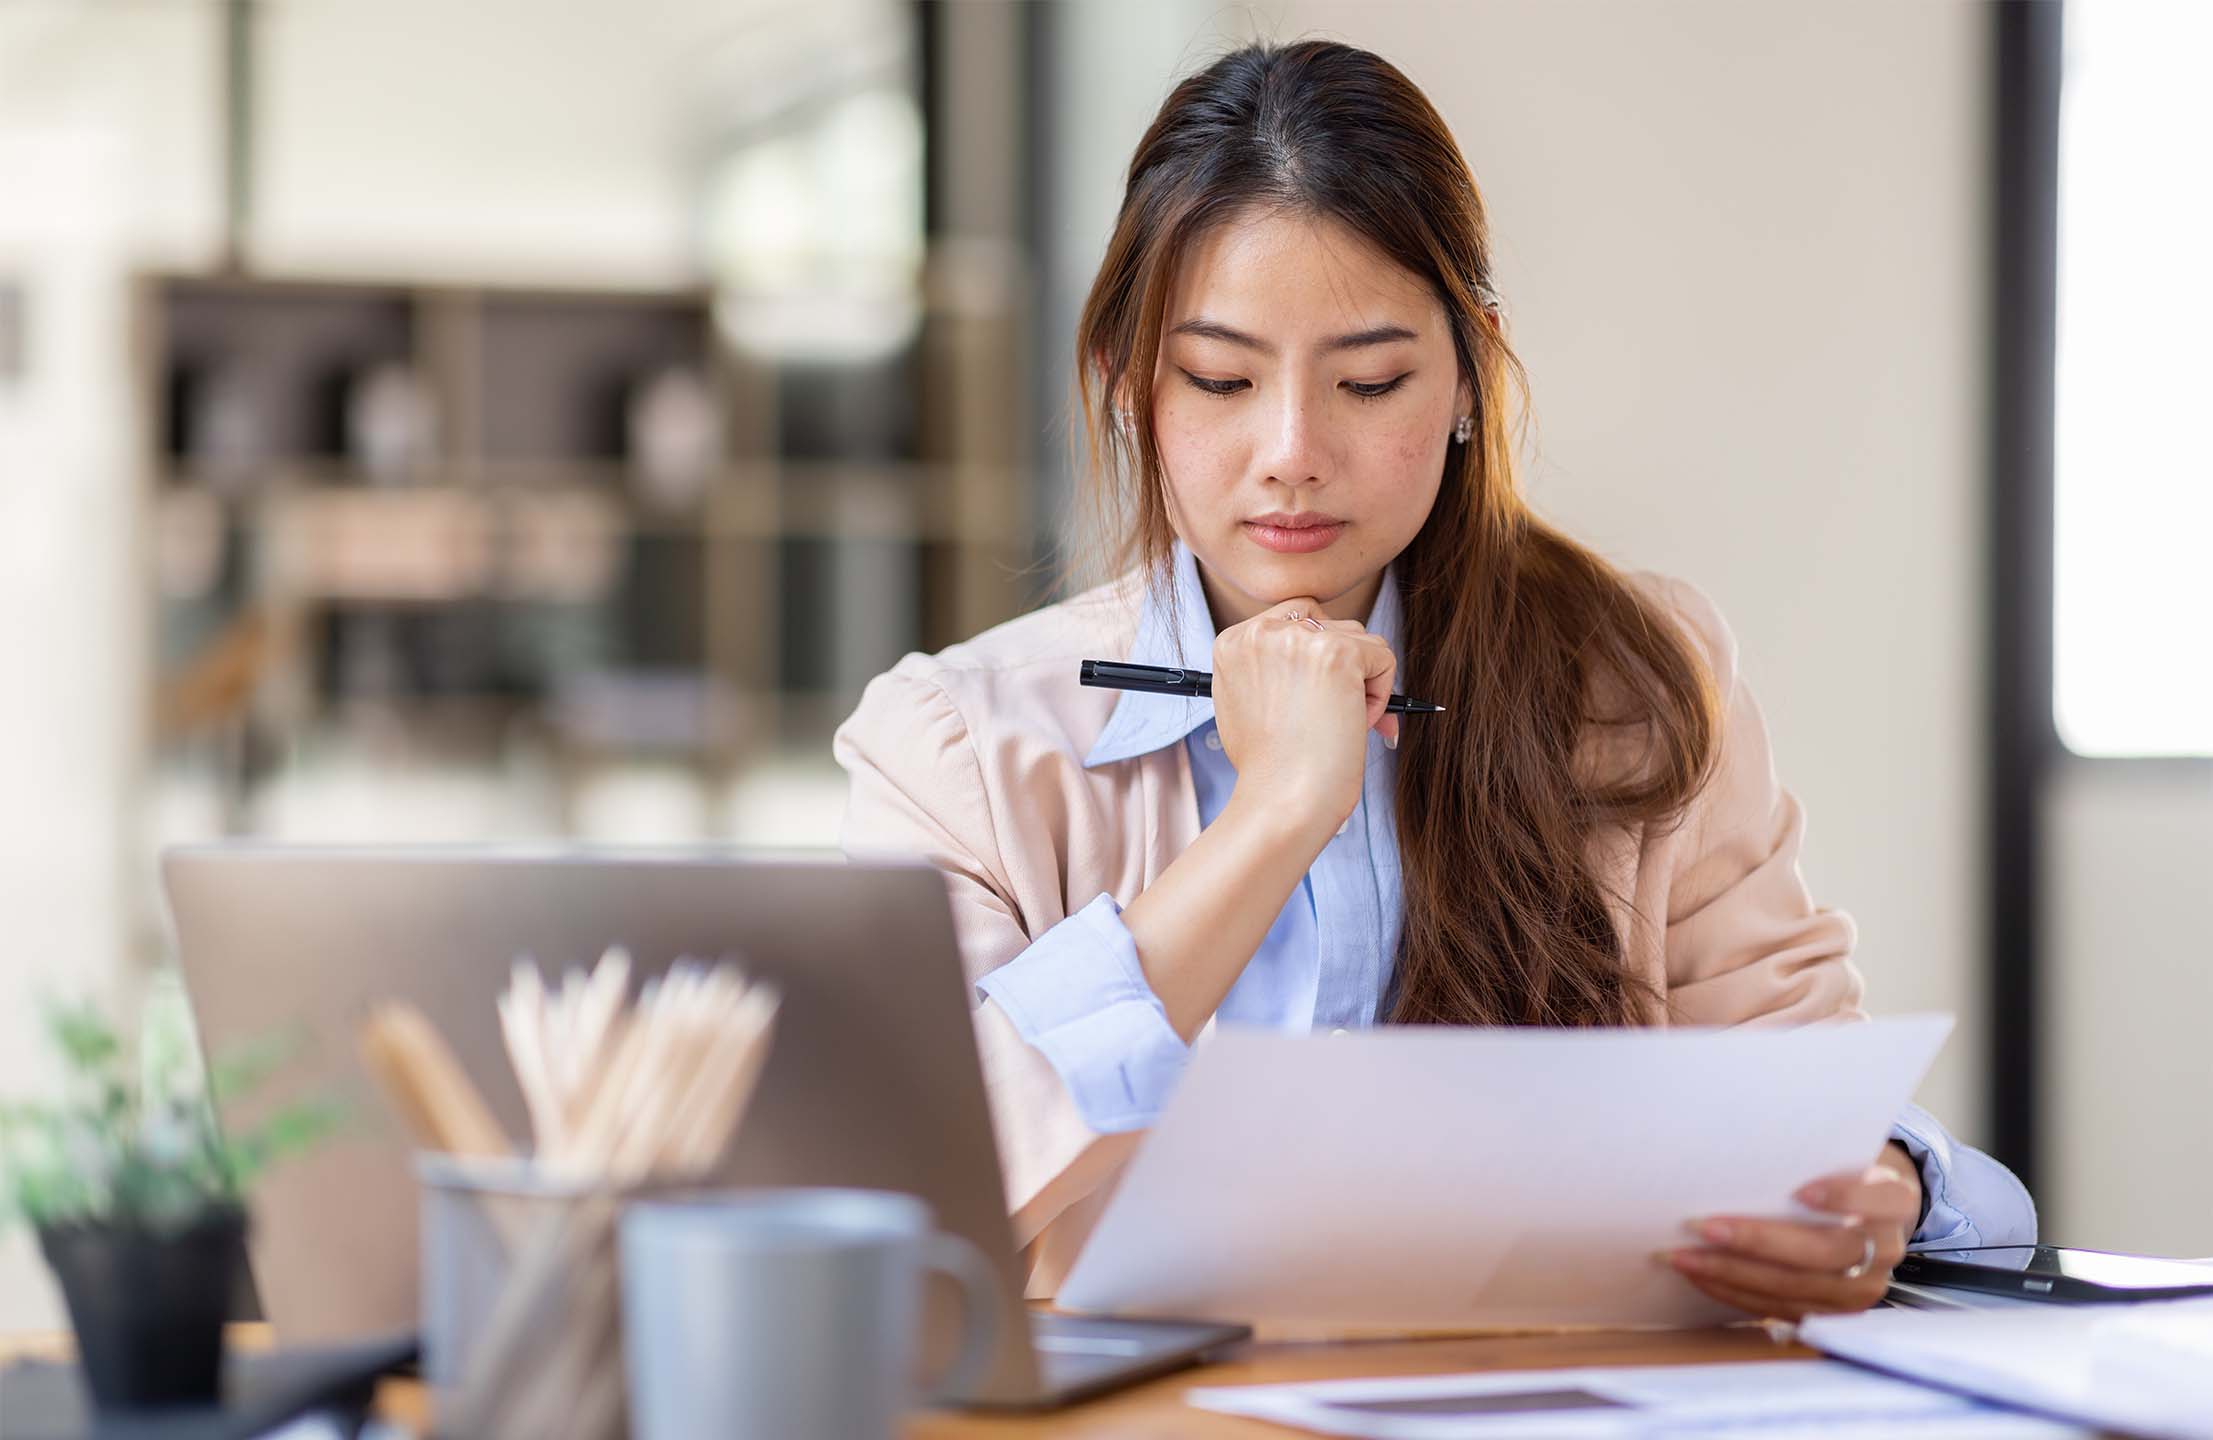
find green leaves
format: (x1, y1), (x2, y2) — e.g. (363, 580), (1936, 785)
(0, 986), (342, 1234)
(218, 1095), (347, 1196)
(206, 1030), (298, 1105)
(48, 1004), (121, 1076)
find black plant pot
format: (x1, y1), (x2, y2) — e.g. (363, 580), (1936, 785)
(36, 1205), (248, 1411)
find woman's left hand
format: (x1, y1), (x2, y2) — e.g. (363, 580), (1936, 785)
(1669, 1145), (1924, 1320)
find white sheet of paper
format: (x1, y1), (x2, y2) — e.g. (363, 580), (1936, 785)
(1057, 1015), (1953, 1329)
(1185, 1360), (2088, 1439)
(1801, 1300), (2213, 1440)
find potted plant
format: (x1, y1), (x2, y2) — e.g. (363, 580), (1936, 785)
(0, 986), (340, 1411)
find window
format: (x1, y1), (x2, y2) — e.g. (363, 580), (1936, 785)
(2051, 0), (2213, 757)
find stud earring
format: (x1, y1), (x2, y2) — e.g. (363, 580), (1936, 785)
(1112, 408), (1137, 441)
(1451, 414), (1474, 444)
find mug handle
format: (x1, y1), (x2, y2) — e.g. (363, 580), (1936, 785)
(916, 1230), (1005, 1405)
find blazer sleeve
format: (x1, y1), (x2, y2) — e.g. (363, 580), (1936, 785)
(831, 663), (1139, 1249)
(1659, 583), (1867, 1026)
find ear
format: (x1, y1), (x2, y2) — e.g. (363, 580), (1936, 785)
(1453, 374), (1476, 425)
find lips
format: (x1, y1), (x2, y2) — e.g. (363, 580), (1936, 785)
(1243, 513), (1348, 555)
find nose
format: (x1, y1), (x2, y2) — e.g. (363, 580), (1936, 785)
(1256, 386), (1326, 488)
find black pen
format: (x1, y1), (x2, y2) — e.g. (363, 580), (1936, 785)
(1079, 660), (1446, 714)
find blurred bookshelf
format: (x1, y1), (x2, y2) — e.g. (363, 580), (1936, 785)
(137, 268), (1035, 843)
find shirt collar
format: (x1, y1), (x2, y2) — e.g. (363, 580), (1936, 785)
(1082, 540), (1402, 768)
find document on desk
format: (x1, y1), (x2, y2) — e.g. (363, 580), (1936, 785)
(1186, 1360), (2089, 1438)
(1801, 1299), (2213, 1440)
(1057, 1015), (1953, 1330)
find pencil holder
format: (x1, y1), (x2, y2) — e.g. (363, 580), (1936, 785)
(418, 1152), (691, 1440)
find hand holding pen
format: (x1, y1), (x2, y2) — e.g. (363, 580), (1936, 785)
(1081, 661), (1445, 714)
(1080, 597), (1441, 847)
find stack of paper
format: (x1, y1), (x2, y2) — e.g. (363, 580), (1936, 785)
(1187, 1361), (2088, 1438)
(1801, 1299), (2213, 1440)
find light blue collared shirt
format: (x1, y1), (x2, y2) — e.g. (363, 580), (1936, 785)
(974, 542), (2035, 1249)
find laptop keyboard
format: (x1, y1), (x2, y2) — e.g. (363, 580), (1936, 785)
(1026, 1311), (1247, 1393)
(1031, 1313), (1158, 1388)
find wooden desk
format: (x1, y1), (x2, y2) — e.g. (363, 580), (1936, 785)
(905, 1326), (1811, 1437)
(6, 1322), (1813, 1438)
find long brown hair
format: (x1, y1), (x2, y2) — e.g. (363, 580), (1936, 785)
(1074, 40), (1722, 1027)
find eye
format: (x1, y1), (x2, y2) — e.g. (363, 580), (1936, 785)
(1178, 369), (1249, 398)
(1345, 374), (1412, 401)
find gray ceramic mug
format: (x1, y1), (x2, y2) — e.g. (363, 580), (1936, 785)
(619, 1188), (1001, 1440)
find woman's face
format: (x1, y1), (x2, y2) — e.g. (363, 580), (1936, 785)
(1152, 208), (1471, 628)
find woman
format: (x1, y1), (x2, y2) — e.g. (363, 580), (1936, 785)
(835, 39), (2033, 1320)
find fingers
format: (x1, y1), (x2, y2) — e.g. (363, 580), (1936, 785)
(1251, 598), (1402, 741)
(1257, 599), (1361, 633)
(1670, 1211), (1906, 1320)
(1795, 1164), (1922, 1226)
(1688, 1216), (1897, 1274)
(1256, 599), (1368, 632)
(1669, 1242), (1892, 1316)
(1260, 596), (1328, 624)
(1670, 1161), (1919, 1323)
(1356, 634), (1398, 730)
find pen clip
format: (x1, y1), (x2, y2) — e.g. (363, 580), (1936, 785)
(1082, 661), (1188, 687)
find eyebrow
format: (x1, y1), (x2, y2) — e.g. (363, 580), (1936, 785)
(1167, 318), (1420, 355)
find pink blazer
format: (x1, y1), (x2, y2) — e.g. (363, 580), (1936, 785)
(832, 566), (1863, 1296)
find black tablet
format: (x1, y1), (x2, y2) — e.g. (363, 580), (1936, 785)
(1893, 1245), (2213, 1303)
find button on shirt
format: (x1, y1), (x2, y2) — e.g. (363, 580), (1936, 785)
(972, 541), (2030, 1250)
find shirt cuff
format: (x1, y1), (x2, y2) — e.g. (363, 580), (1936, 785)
(1889, 1101), (2039, 1250)
(974, 893), (1191, 1134)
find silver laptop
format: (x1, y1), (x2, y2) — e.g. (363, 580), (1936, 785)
(162, 845), (1246, 1408)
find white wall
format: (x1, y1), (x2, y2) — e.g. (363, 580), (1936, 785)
(253, 0), (698, 283)
(1050, 1), (1994, 1131)
(2046, 763), (2213, 1256)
